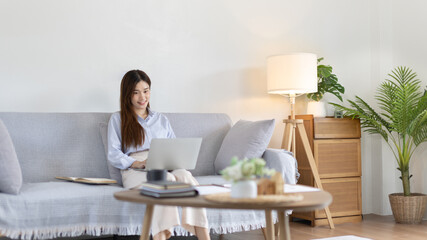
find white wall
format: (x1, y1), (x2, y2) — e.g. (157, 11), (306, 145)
(0, 0), (426, 217)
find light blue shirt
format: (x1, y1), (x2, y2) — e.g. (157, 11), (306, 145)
(107, 109), (176, 170)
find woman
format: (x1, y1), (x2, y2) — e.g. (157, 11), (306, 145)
(107, 70), (210, 240)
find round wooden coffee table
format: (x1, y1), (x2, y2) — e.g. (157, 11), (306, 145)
(114, 188), (332, 240)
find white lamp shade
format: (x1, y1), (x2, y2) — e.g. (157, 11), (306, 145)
(267, 53), (318, 95)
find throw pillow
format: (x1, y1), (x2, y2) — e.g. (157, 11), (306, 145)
(214, 119), (275, 174)
(99, 123), (123, 186)
(0, 119), (23, 194)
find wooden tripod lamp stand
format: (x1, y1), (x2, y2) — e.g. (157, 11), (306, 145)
(267, 53), (335, 229)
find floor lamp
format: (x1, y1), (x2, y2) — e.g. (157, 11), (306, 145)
(267, 53), (335, 230)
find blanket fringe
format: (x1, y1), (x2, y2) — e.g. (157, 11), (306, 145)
(1, 217), (280, 239)
(1, 224), (142, 240)
(172, 217), (278, 236)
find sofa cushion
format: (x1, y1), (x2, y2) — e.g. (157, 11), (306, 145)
(0, 119), (23, 195)
(214, 119), (275, 173)
(0, 113), (112, 183)
(99, 122), (123, 186)
(262, 148), (298, 184)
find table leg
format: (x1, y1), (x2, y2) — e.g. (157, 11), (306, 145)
(261, 227), (267, 240)
(277, 210), (291, 240)
(140, 204), (154, 240)
(265, 210), (275, 240)
(284, 214), (290, 240)
(275, 223), (280, 237)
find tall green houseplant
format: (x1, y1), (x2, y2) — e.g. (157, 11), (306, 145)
(331, 66), (427, 196)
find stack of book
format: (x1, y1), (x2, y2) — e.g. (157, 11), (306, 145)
(140, 181), (198, 198)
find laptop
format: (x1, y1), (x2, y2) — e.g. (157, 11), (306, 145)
(144, 138), (202, 170)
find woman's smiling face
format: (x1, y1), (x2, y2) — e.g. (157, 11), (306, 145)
(131, 81), (150, 114)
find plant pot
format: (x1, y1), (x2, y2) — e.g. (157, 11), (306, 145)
(306, 101), (327, 117)
(389, 193), (427, 224)
(231, 180), (257, 198)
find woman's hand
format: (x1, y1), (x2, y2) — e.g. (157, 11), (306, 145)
(130, 160), (146, 169)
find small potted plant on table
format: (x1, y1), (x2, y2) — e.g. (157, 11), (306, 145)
(220, 157), (276, 198)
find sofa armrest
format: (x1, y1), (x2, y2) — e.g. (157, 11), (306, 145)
(262, 148), (300, 184)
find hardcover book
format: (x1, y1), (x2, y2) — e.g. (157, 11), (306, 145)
(140, 180), (192, 190)
(140, 187), (198, 198)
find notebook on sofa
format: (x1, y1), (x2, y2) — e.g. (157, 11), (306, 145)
(55, 176), (117, 185)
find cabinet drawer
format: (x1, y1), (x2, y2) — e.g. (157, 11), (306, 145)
(315, 177), (362, 218)
(314, 118), (360, 139)
(314, 139), (361, 178)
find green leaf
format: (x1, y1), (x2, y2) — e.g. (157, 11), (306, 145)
(307, 57), (345, 102)
(330, 91), (343, 101)
(318, 65), (332, 78)
(330, 98), (389, 141)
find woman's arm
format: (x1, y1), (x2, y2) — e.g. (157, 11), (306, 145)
(164, 115), (176, 139)
(107, 113), (137, 170)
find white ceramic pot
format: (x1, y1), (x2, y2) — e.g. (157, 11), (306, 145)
(231, 180), (257, 198)
(306, 101), (327, 117)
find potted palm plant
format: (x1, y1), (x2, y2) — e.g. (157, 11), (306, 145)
(331, 66), (427, 223)
(306, 58), (345, 116)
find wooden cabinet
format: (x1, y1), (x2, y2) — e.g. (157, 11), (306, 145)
(291, 115), (362, 226)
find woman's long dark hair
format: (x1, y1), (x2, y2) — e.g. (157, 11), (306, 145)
(120, 70), (151, 150)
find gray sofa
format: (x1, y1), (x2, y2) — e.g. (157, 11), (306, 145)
(0, 112), (297, 240)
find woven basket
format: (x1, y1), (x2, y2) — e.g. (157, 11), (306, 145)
(389, 193), (427, 224)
